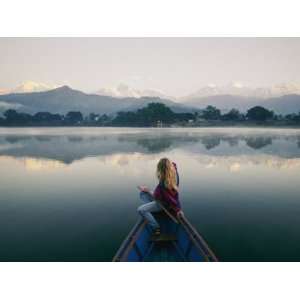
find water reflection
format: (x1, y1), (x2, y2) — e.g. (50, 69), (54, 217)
(24, 158), (66, 171)
(227, 137), (239, 147)
(1, 127), (300, 261)
(245, 136), (272, 149)
(0, 128), (300, 165)
(201, 136), (221, 150)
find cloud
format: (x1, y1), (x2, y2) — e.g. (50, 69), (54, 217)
(229, 162), (241, 172)
(192, 154), (300, 172)
(0, 156), (67, 172)
(23, 158), (66, 171)
(0, 101), (23, 111)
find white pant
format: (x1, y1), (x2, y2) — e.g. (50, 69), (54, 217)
(137, 191), (162, 229)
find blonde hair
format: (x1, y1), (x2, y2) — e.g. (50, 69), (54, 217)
(156, 158), (178, 191)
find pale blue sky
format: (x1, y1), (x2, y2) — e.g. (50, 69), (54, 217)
(1, 38), (300, 96)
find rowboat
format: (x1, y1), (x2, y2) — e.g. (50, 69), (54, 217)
(113, 207), (218, 262)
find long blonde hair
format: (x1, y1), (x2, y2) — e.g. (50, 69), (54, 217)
(156, 158), (178, 191)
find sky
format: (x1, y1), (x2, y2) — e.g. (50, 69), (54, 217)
(1, 37), (300, 97)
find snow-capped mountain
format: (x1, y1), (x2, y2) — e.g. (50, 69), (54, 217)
(0, 89), (8, 95)
(0, 81), (59, 95)
(183, 82), (300, 100)
(13, 81), (59, 93)
(267, 83), (300, 97)
(182, 82), (300, 113)
(95, 83), (169, 99)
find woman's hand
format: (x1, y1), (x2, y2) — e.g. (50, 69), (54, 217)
(176, 210), (184, 219)
(138, 185), (150, 193)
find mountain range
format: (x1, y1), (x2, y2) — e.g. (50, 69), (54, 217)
(1, 82), (300, 116)
(181, 82), (300, 114)
(0, 86), (193, 116)
(182, 82), (300, 99)
(95, 83), (169, 99)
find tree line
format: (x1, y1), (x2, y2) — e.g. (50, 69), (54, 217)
(198, 105), (300, 123)
(0, 110), (110, 126)
(1, 102), (300, 126)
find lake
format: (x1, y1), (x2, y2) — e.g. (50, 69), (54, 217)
(0, 127), (300, 261)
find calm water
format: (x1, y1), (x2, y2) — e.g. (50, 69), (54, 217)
(0, 127), (300, 261)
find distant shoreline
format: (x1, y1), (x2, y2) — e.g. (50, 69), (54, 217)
(1, 102), (300, 128)
(1, 123), (300, 129)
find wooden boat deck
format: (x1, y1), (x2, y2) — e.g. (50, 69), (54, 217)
(113, 210), (218, 262)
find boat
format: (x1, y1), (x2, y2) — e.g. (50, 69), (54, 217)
(113, 206), (218, 262)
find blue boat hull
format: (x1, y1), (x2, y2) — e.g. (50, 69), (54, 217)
(113, 212), (217, 262)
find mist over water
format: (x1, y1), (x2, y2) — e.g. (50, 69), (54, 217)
(0, 127), (300, 261)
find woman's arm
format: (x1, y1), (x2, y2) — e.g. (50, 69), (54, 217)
(173, 162), (179, 187)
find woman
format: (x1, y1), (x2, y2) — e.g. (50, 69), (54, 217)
(137, 158), (184, 235)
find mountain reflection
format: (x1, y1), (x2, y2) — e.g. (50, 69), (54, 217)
(67, 136), (84, 143)
(5, 135), (32, 144)
(226, 137), (239, 147)
(246, 136), (272, 149)
(118, 134), (199, 153)
(201, 136), (221, 150)
(136, 138), (173, 152)
(0, 129), (300, 165)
